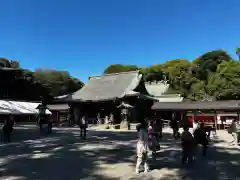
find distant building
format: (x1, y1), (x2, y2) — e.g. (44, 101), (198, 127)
(47, 104), (70, 125)
(0, 100), (51, 123)
(151, 100), (240, 129)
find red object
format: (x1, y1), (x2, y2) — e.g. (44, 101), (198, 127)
(187, 115), (214, 123)
(186, 114), (215, 128)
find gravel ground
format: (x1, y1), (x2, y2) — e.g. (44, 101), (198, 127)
(0, 126), (239, 180)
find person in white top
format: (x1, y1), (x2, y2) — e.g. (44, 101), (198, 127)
(192, 120), (199, 133)
(136, 120), (149, 174)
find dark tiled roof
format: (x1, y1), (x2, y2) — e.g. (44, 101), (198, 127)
(152, 100), (240, 111)
(71, 71), (142, 102)
(47, 104), (69, 111)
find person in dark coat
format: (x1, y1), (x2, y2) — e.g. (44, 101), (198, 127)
(2, 115), (14, 142)
(171, 113), (179, 139)
(47, 116), (53, 134)
(79, 115), (87, 139)
(181, 126), (194, 164)
(236, 120), (240, 144)
(193, 122), (209, 157)
(158, 118), (163, 140)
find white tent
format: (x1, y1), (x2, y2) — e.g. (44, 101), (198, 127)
(0, 100), (52, 115)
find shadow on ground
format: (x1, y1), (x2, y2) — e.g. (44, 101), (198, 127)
(0, 126), (239, 180)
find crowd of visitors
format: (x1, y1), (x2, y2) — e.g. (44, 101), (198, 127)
(135, 116), (240, 174)
(1, 110), (240, 176)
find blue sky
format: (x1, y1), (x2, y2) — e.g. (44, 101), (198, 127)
(0, 0), (239, 82)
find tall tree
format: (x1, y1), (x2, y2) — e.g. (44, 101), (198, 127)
(160, 59), (195, 97)
(206, 60), (240, 100)
(140, 65), (164, 82)
(0, 58), (84, 101)
(191, 50), (233, 80)
(34, 69), (83, 97)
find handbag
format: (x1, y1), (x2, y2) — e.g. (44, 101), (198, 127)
(149, 136), (160, 151)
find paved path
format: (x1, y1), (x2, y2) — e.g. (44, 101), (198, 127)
(0, 127), (239, 180)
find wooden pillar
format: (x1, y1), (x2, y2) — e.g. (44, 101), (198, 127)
(180, 111), (184, 126)
(237, 111), (240, 121)
(213, 110), (217, 133)
(56, 111), (59, 123)
(193, 111), (196, 123)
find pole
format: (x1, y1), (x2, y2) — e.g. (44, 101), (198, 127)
(214, 110), (217, 133)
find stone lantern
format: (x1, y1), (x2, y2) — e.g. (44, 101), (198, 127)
(117, 102), (133, 130)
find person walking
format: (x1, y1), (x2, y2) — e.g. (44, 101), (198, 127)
(193, 122), (209, 156)
(171, 113), (179, 139)
(47, 117), (53, 134)
(80, 115), (87, 139)
(181, 126), (194, 164)
(148, 120), (159, 161)
(136, 120), (150, 174)
(2, 115), (14, 143)
(228, 119), (238, 146)
(159, 118), (163, 140)
(237, 120), (240, 145)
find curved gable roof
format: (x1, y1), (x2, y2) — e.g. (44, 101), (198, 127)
(145, 82), (169, 96)
(71, 71), (142, 102)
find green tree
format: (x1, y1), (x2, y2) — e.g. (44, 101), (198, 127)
(191, 50), (233, 80)
(160, 59), (195, 97)
(34, 69), (83, 97)
(206, 60), (240, 100)
(103, 64), (138, 74)
(140, 65), (164, 82)
(0, 58), (83, 101)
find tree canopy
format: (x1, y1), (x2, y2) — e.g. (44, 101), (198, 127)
(103, 49), (239, 101)
(1, 48), (238, 102)
(0, 58), (83, 102)
(103, 64), (139, 74)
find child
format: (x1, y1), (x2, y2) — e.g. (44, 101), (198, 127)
(181, 126), (194, 164)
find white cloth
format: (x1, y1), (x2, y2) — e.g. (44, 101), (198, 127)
(136, 128), (149, 156)
(148, 125), (153, 134)
(81, 116), (86, 125)
(193, 122), (198, 131)
(136, 128), (149, 173)
(231, 132), (238, 145)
